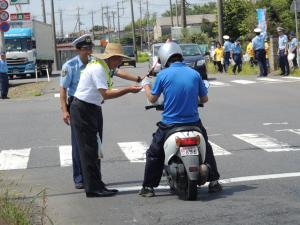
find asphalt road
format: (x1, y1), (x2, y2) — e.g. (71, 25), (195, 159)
(0, 63), (300, 225)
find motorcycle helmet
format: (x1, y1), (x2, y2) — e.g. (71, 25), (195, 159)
(158, 42), (183, 68)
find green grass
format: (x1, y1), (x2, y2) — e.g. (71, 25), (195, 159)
(291, 68), (300, 76)
(137, 52), (149, 63)
(207, 62), (259, 76)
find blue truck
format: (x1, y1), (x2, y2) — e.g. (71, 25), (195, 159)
(4, 20), (55, 78)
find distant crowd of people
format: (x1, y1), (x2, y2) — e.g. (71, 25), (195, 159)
(210, 27), (299, 76)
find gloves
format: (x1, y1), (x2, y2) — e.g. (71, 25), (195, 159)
(141, 77), (152, 87)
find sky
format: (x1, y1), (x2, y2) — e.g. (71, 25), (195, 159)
(6, 0), (216, 35)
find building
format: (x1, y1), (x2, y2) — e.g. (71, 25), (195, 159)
(153, 14), (216, 40)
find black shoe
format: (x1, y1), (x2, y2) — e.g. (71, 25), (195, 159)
(208, 180), (223, 193)
(139, 187), (155, 197)
(75, 183), (84, 189)
(86, 189), (117, 198)
(103, 187), (119, 193)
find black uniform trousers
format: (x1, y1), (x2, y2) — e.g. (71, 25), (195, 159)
(255, 49), (268, 76)
(0, 72), (9, 98)
(292, 49), (298, 68)
(143, 120), (220, 188)
(279, 50), (290, 75)
(70, 98), (105, 193)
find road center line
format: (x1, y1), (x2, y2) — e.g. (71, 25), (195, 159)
(112, 172), (300, 192)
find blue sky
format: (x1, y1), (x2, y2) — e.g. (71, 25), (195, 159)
(6, 0), (215, 34)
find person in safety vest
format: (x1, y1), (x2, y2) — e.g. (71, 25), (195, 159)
(70, 43), (142, 198)
(139, 42), (222, 197)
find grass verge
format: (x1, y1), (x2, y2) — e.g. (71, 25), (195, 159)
(137, 52), (149, 63)
(0, 177), (54, 225)
(8, 82), (47, 99)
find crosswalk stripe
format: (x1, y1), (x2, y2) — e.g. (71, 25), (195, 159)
(233, 133), (300, 152)
(257, 77), (282, 82)
(0, 149), (31, 170)
(118, 142), (148, 162)
(231, 80), (256, 84)
(276, 129), (300, 135)
(59, 145), (72, 167)
(209, 81), (230, 87)
(281, 76), (300, 80)
(209, 141), (231, 156)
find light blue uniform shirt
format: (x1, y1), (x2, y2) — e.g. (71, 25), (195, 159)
(278, 35), (288, 50)
(151, 62), (207, 124)
(60, 55), (86, 97)
(224, 41), (232, 52)
(289, 37), (298, 51)
(252, 32), (267, 51)
(0, 60), (8, 73)
(232, 43), (242, 54)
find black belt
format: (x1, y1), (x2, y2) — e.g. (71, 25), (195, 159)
(73, 97), (100, 108)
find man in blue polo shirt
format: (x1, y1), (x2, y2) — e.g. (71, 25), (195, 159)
(139, 42), (222, 197)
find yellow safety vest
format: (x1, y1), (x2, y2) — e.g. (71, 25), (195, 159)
(81, 59), (113, 90)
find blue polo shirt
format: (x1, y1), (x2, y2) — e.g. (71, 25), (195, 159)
(0, 60), (8, 73)
(60, 56), (86, 97)
(151, 62), (207, 124)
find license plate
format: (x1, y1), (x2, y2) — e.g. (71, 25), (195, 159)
(180, 146), (199, 157)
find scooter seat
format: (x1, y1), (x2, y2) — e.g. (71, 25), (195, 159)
(164, 126), (202, 142)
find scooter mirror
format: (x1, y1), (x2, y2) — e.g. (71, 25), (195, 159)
(203, 80), (210, 89)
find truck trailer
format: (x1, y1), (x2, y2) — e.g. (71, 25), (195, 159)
(4, 20), (55, 79)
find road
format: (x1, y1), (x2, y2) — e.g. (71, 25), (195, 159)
(0, 63), (300, 225)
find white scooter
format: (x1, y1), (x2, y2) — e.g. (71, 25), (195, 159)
(145, 81), (210, 200)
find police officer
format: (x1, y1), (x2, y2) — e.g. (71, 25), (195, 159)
(231, 37), (243, 75)
(277, 27), (289, 76)
(223, 35), (232, 72)
(70, 43), (142, 197)
(252, 28), (268, 77)
(139, 42), (222, 197)
(0, 52), (9, 99)
(60, 34), (94, 189)
(288, 32), (298, 68)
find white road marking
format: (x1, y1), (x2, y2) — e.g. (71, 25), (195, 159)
(257, 77), (282, 82)
(263, 122), (288, 126)
(209, 141), (231, 156)
(276, 129), (300, 135)
(54, 93), (60, 98)
(0, 149), (31, 170)
(281, 76), (300, 80)
(59, 145), (72, 167)
(233, 133), (300, 152)
(118, 142), (148, 162)
(111, 172), (300, 192)
(209, 81), (230, 87)
(231, 80), (256, 84)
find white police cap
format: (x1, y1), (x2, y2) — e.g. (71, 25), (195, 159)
(223, 35), (230, 40)
(254, 28), (262, 33)
(72, 34), (94, 49)
(276, 27), (284, 32)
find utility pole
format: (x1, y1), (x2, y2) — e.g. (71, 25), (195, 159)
(77, 7), (82, 33)
(294, 0), (300, 66)
(112, 11), (116, 32)
(117, 2), (121, 41)
(146, 0), (150, 50)
(175, 0), (179, 26)
(59, 9), (64, 38)
(181, 0), (186, 28)
(139, 0), (143, 51)
(101, 6), (105, 36)
(217, 0), (224, 44)
(91, 10), (95, 40)
(41, 0), (46, 23)
(51, 0), (58, 70)
(169, 0), (174, 27)
(130, 0), (137, 61)
(105, 6), (111, 42)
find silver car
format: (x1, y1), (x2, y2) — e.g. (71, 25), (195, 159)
(148, 43), (163, 75)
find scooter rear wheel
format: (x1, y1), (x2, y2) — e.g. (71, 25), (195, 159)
(185, 180), (198, 201)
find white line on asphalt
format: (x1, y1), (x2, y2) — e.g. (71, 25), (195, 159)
(59, 145), (72, 167)
(208, 134), (222, 137)
(263, 122), (288, 126)
(54, 93), (60, 98)
(209, 141), (231, 156)
(118, 142), (148, 162)
(209, 81), (230, 87)
(257, 77), (283, 82)
(231, 80), (256, 84)
(111, 172), (300, 192)
(281, 76), (300, 80)
(276, 129), (300, 135)
(0, 149), (31, 170)
(233, 133), (300, 152)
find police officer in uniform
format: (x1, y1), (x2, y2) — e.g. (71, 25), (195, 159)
(252, 28), (268, 77)
(288, 32), (298, 68)
(70, 43), (142, 197)
(0, 52), (9, 99)
(277, 27), (289, 76)
(231, 38), (243, 75)
(60, 34), (94, 189)
(223, 35), (232, 72)
(139, 42), (222, 197)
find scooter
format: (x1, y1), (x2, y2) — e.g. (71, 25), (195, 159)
(145, 81), (210, 201)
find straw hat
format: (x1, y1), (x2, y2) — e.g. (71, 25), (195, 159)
(92, 43), (130, 60)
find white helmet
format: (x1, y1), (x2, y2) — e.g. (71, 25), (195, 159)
(158, 42), (183, 68)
